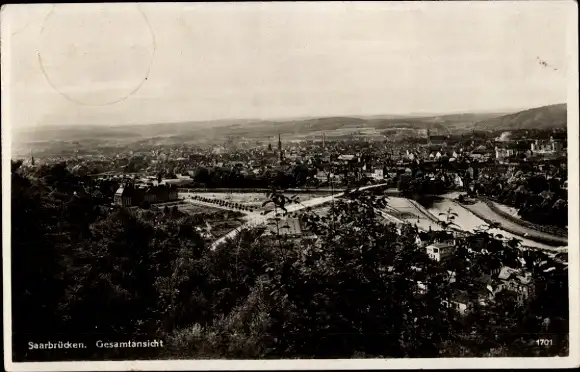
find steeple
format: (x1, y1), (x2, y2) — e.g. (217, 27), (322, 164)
(278, 133), (282, 152)
(30, 150), (35, 166)
(278, 133), (284, 163)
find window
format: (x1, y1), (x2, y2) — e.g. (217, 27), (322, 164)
(433, 248), (439, 253)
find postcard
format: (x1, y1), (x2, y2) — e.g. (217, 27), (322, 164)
(2, 1), (578, 370)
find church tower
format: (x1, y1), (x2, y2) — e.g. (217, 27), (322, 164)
(278, 133), (284, 163)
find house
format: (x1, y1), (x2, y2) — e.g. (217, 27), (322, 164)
(495, 147), (513, 159)
(114, 186), (132, 206)
(372, 168), (384, 180)
(443, 279), (495, 315)
(495, 266), (536, 304)
(447, 270), (457, 284)
(426, 242), (456, 262)
(315, 171), (330, 182)
(478, 258), (502, 277)
(263, 217), (302, 237)
(415, 232), (429, 248)
(453, 174), (464, 188)
(338, 154), (355, 162)
(443, 291), (470, 314)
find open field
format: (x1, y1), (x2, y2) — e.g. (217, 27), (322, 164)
(175, 203), (246, 238)
(176, 203), (224, 215)
(210, 220), (245, 238)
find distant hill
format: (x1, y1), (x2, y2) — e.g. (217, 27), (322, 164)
(18, 107), (565, 157)
(471, 104), (567, 130)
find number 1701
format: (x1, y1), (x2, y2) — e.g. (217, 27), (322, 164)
(535, 339), (553, 346)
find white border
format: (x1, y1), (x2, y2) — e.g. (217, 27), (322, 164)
(2, 1), (579, 370)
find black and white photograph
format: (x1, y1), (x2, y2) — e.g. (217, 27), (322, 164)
(2, 1), (579, 370)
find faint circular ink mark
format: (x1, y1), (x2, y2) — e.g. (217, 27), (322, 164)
(37, 4), (156, 106)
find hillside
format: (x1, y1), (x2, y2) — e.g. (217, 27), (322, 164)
(472, 104), (567, 130)
(11, 110), (521, 157)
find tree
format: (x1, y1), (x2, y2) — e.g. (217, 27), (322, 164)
(257, 190), (455, 358)
(292, 164), (310, 187)
(438, 207), (459, 231)
(10, 161), (569, 360)
(11, 161), (68, 360)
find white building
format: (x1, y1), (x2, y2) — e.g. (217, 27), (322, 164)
(426, 242), (456, 262)
(372, 168), (384, 180)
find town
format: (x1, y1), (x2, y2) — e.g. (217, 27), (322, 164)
(16, 120), (568, 333)
(7, 1), (572, 364)
(12, 118), (571, 361)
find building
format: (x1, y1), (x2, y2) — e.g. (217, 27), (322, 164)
(549, 132), (566, 151)
(113, 183), (179, 207)
(426, 129), (448, 146)
(114, 186), (133, 207)
(315, 170), (330, 183)
(372, 168), (384, 180)
(263, 217), (302, 238)
(442, 286), (493, 315)
(278, 133), (284, 163)
(495, 266), (536, 304)
(531, 140), (553, 153)
(442, 291), (471, 314)
(426, 242), (456, 262)
(338, 154), (356, 162)
(495, 147), (519, 160)
(260, 217), (308, 244)
(531, 134), (566, 154)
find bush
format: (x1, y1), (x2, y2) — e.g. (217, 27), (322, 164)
(10, 165), (570, 361)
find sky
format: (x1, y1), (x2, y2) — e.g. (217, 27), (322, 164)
(1, 1), (573, 131)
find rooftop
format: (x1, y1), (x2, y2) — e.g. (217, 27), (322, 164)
(264, 217), (303, 237)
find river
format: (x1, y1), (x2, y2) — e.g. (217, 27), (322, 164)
(425, 196), (563, 250)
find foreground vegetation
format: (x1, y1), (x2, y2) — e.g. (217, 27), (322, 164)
(12, 161), (568, 361)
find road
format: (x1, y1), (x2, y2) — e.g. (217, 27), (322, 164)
(459, 200), (567, 246)
(210, 183), (389, 249)
(426, 197), (567, 251)
(202, 184), (566, 253)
